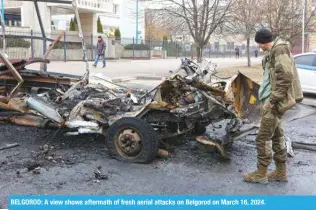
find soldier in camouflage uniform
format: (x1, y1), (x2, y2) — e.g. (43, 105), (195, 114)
(243, 28), (303, 184)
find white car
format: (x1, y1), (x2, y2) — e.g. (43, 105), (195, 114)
(293, 52), (316, 94)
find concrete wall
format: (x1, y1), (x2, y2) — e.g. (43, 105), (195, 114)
(80, 13), (93, 34)
(122, 50), (149, 58)
(121, 50), (166, 59)
(4, 46), (165, 60)
(46, 49), (93, 61)
(151, 50), (166, 59)
(115, 42), (124, 58)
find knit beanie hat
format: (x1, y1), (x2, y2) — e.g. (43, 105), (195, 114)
(255, 28), (273, 44)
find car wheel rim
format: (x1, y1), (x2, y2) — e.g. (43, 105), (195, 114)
(115, 128), (142, 158)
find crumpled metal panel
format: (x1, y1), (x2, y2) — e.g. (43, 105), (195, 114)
(228, 72), (260, 119)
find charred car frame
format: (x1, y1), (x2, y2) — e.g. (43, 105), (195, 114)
(0, 0), (261, 163)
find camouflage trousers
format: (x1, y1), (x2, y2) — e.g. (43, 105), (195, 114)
(256, 100), (287, 167)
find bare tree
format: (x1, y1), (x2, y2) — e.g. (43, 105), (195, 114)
(145, 9), (162, 41)
(263, 0), (316, 51)
(153, 0), (234, 62)
(226, 0), (263, 66)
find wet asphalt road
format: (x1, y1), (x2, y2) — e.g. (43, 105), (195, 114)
(0, 82), (316, 208)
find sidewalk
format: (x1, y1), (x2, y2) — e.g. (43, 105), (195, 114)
(26, 57), (263, 81)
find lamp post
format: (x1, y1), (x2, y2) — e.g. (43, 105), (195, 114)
(302, 0), (305, 53)
(136, 0), (139, 44)
(1, 0), (4, 24)
(302, 0), (307, 53)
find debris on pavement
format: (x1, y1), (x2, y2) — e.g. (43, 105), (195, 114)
(0, 54), (257, 164)
(292, 141), (316, 152)
(32, 167), (41, 174)
(157, 149), (169, 158)
(196, 136), (228, 159)
(285, 135), (295, 157)
(0, 143), (20, 151)
(295, 161), (309, 166)
(16, 170), (22, 178)
(94, 166), (108, 180)
(26, 161), (41, 172)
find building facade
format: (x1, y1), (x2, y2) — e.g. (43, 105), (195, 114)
(98, 0), (146, 43)
(3, 0), (114, 35)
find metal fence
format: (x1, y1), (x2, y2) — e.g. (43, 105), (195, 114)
(0, 28), (261, 61)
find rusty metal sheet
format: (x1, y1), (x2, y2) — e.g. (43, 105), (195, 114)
(0, 98), (28, 112)
(0, 52), (24, 103)
(0, 114), (58, 128)
(230, 72), (260, 119)
(0, 58), (50, 72)
(0, 74), (74, 87)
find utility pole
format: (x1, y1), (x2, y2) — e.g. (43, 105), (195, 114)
(1, 0), (5, 54)
(302, 0), (305, 53)
(136, 0), (139, 44)
(302, 0), (307, 53)
(1, 0), (4, 23)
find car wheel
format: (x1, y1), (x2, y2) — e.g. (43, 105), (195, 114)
(105, 117), (160, 163)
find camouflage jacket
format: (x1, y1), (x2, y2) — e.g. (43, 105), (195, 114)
(262, 38), (303, 114)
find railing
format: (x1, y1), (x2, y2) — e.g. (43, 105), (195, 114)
(4, 0), (22, 7)
(77, 0), (113, 12)
(48, 0), (113, 13)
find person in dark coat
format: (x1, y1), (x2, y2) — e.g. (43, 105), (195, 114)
(93, 36), (106, 68)
(235, 47), (240, 59)
(254, 49), (259, 58)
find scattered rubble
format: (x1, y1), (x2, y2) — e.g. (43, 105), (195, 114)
(94, 166), (108, 180)
(0, 143), (20, 151)
(0, 54), (257, 164)
(295, 161), (309, 166)
(32, 167), (41, 174)
(25, 161), (41, 172)
(16, 170), (22, 178)
(157, 149), (169, 158)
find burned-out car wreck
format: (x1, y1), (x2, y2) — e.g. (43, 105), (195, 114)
(0, 0), (262, 163)
(0, 55), (260, 163)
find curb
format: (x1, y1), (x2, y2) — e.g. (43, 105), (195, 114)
(112, 76), (165, 83)
(135, 76), (165, 80)
(112, 77), (137, 83)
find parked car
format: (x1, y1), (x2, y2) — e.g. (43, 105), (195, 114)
(293, 52), (316, 94)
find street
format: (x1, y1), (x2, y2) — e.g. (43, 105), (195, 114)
(27, 57), (263, 79)
(1, 58), (316, 208)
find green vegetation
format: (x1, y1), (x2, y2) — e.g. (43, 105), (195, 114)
(115, 28), (121, 40)
(69, 18), (76, 31)
(0, 38), (31, 48)
(97, 17), (103, 33)
(124, 44), (150, 50)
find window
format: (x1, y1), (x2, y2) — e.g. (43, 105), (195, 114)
(295, 55), (316, 66)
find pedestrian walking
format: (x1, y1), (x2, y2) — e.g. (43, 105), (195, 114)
(254, 49), (258, 58)
(235, 47), (240, 59)
(93, 36), (106, 68)
(243, 28), (303, 184)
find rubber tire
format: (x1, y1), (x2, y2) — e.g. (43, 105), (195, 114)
(105, 117), (160, 163)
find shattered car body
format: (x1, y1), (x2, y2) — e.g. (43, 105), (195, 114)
(0, 1), (263, 163)
(0, 55), (260, 163)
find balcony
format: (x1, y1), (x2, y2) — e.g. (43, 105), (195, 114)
(5, 1), (21, 7)
(47, 0), (113, 14)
